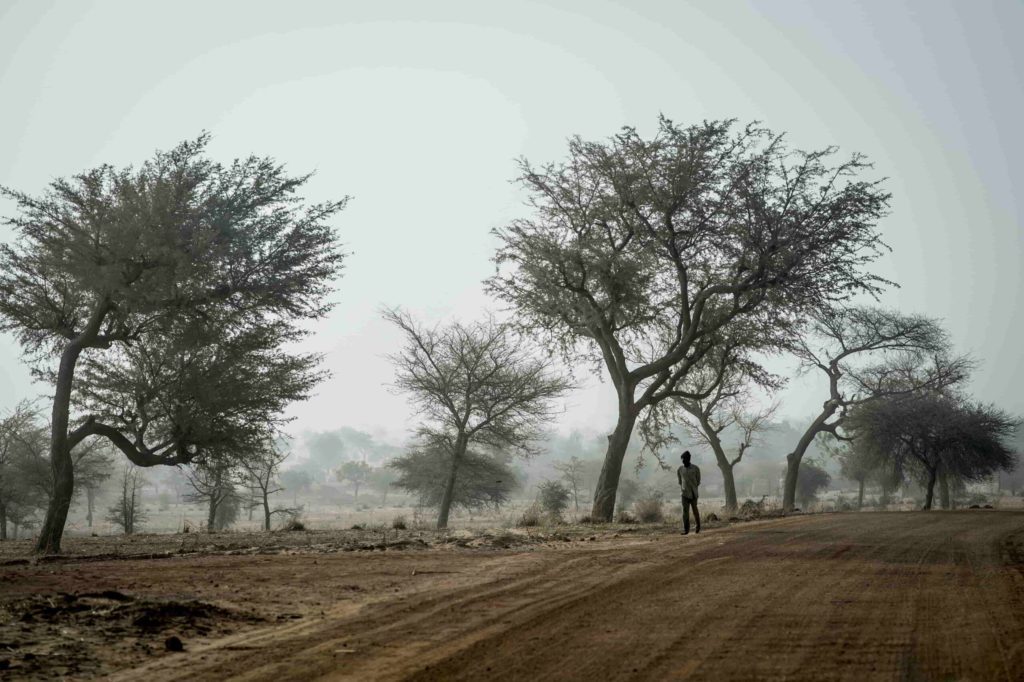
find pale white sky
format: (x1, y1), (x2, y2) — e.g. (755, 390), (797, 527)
(1, 0), (1021, 445)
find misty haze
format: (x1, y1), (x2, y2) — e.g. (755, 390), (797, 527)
(1, 1), (1022, 680)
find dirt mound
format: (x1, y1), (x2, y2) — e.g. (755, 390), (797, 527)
(0, 590), (263, 678)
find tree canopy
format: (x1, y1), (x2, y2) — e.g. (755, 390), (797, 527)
(0, 134), (346, 552)
(488, 117), (893, 520)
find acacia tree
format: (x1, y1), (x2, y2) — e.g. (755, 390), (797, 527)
(667, 351), (779, 513)
(487, 118), (893, 520)
(0, 401), (40, 540)
(240, 443), (292, 531)
(185, 458), (241, 532)
(390, 444), (518, 513)
(106, 462), (147, 535)
(0, 135), (346, 553)
(385, 309), (571, 529)
(781, 307), (970, 511)
(849, 393), (1017, 510)
(554, 456), (586, 512)
(336, 460), (371, 502)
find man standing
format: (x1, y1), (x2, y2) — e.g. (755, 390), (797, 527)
(677, 450), (701, 535)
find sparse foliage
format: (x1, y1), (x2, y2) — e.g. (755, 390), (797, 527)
(488, 117), (893, 520)
(537, 480), (571, 519)
(106, 462), (147, 535)
(780, 307), (970, 510)
(0, 135), (346, 552)
(390, 445), (517, 513)
(385, 308), (571, 528)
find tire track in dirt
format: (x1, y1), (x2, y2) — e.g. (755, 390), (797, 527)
(112, 512), (1024, 681)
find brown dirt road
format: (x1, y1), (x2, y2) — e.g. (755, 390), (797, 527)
(6, 511), (1024, 680)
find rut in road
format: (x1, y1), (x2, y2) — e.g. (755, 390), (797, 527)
(116, 512), (1024, 682)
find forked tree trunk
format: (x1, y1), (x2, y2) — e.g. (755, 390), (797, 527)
(36, 344), (85, 554)
(591, 412), (637, 522)
(436, 434), (467, 530)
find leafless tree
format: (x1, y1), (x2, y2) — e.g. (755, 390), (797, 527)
(385, 308), (572, 529)
(554, 456), (586, 512)
(106, 462), (147, 535)
(186, 460), (241, 533)
(240, 444), (294, 531)
(674, 373), (778, 513)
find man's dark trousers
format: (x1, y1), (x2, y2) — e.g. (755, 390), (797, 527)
(682, 495), (700, 534)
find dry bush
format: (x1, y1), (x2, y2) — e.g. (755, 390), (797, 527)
(616, 510), (637, 524)
(391, 515), (407, 530)
(516, 505), (542, 527)
(633, 497), (664, 523)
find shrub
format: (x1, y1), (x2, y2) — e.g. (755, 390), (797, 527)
(281, 516), (305, 532)
(516, 505), (542, 527)
(391, 515), (407, 530)
(578, 515), (594, 524)
(350, 523), (365, 530)
(538, 480), (571, 518)
(633, 497), (664, 523)
(616, 510), (636, 524)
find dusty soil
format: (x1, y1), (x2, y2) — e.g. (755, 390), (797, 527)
(2, 511), (1022, 681)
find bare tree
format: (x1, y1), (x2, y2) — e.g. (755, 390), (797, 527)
(554, 456), (586, 512)
(0, 135), (347, 553)
(240, 444), (293, 531)
(487, 118), (893, 520)
(186, 460), (241, 533)
(665, 352), (779, 513)
(106, 462), (147, 535)
(781, 307), (970, 511)
(385, 308), (572, 529)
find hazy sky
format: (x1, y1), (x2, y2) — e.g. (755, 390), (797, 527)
(1, 0), (1021, 445)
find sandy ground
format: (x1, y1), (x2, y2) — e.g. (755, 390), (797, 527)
(2, 511), (1022, 681)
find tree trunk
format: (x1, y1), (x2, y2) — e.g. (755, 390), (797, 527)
(922, 466), (937, 510)
(782, 407), (838, 512)
(263, 494), (271, 531)
(857, 479), (864, 510)
(436, 434), (467, 530)
(86, 487), (95, 527)
(354, 482), (360, 503)
(36, 343), (85, 554)
(0, 502), (7, 541)
(591, 411), (637, 522)
(207, 494), (219, 533)
(12, 521), (19, 540)
(938, 468), (950, 510)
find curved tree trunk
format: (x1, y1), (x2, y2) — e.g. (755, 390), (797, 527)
(591, 412), (637, 522)
(436, 434), (466, 530)
(36, 344), (85, 554)
(782, 407), (836, 512)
